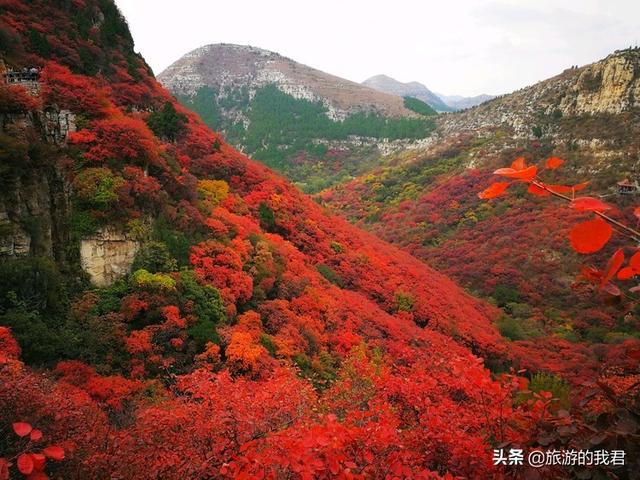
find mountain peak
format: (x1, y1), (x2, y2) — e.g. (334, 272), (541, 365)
(159, 45), (417, 118)
(362, 74), (452, 112)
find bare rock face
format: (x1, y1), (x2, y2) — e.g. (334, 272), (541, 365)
(0, 208), (30, 256)
(561, 53), (640, 115)
(438, 48), (640, 140)
(43, 108), (76, 143)
(80, 227), (139, 287)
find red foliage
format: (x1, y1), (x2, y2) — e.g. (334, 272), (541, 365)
(5, 2), (638, 478)
(570, 217), (613, 253)
(40, 62), (111, 116)
(0, 84), (41, 113)
(82, 116), (161, 167)
(190, 240), (254, 315)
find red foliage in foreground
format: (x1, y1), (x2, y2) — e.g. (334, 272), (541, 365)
(1, 1), (638, 478)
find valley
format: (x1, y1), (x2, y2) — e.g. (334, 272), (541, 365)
(0, 1), (638, 479)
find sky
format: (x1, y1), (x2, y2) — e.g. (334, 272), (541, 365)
(114, 0), (640, 97)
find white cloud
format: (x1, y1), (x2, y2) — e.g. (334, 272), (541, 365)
(114, 0), (640, 96)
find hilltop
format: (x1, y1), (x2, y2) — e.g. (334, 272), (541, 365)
(158, 44), (437, 192)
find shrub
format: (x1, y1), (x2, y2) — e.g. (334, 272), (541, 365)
(72, 167), (124, 209)
(497, 314), (527, 341)
(258, 202), (276, 231)
(518, 372), (571, 411)
(147, 101), (187, 141)
(316, 264), (344, 288)
(0, 306), (61, 364)
(132, 241), (178, 273)
(493, 284), (520, 307)
(151, 216), (195, 267)
(0, 257), (68, 316)
(394, 290), (415, 312)
(83, 116), (160, 167)
(130, 269), (176, 292)
(40, 62), (110, 116)
(260, 333), (278, 357)
(0, 84), (41, 114)
(197, 179), (229, 205)
(178, 271), (226, 349)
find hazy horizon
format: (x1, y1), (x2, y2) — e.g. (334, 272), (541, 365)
(115, 0), (639, 97)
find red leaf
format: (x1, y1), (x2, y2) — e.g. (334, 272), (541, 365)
(0, 458), (9, 480)
(511, 157), (526, 170)
(17, 454), (34, 475)
(573, 182), (589, 191)
(495, 166), (537, 182)
(634, 207), (640, 220)
(545, 157), (564, 169)
(528, 183), (549, 196)
(43, 446), (65, 461)
(547, 184), (573, 194)
(569, 218), (613, 254)
(30, 453), (45, 471)
(570, 197), (612, 212)
(30, 429), (43, 442)
(600, 249), (624, 289)
(13, 422), (32, 437)
(630, 252), (640, 269)
(579, 265), (603, 282)
(617, 267), (635, 280)
(478, 182), (509, 199)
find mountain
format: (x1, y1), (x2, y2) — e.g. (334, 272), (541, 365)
(160, 44), (417, 119)
(436, 92), (495, 110)
(158, 44), (437, 193)
(323, 48), (640, 349)
(363, 74), (454, 112)
(1, 1), (638, 477)
(0, 1), (616, 479)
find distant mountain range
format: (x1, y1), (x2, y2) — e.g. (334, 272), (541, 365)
(362, 74), (494, 112)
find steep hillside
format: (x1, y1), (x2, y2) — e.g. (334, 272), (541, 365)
(158, 44), (437, 193)
(2, 2), (626, 479)
(323, 49), (640, 348)
(363, 74), (453, 112)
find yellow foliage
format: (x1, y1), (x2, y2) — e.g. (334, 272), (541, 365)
(197, 179), (229, 205)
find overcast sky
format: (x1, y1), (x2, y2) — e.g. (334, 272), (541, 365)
(114, 0), (639, 97)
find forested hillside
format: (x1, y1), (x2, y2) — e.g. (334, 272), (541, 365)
(0, 1), (637, 479)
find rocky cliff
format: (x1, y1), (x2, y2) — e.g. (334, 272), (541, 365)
(0, 87), (137, 285)
(438, 48), (640, 139)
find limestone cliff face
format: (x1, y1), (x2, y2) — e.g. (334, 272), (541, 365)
(80, 228), (139, 287)
(0, 108), (74, 262)
(438, 49), (640, 140)
(0, 92), (137, 286)
(562, 52), (640, 115)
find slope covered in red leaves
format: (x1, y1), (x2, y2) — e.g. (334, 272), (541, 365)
(0, 1), (637, 479)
